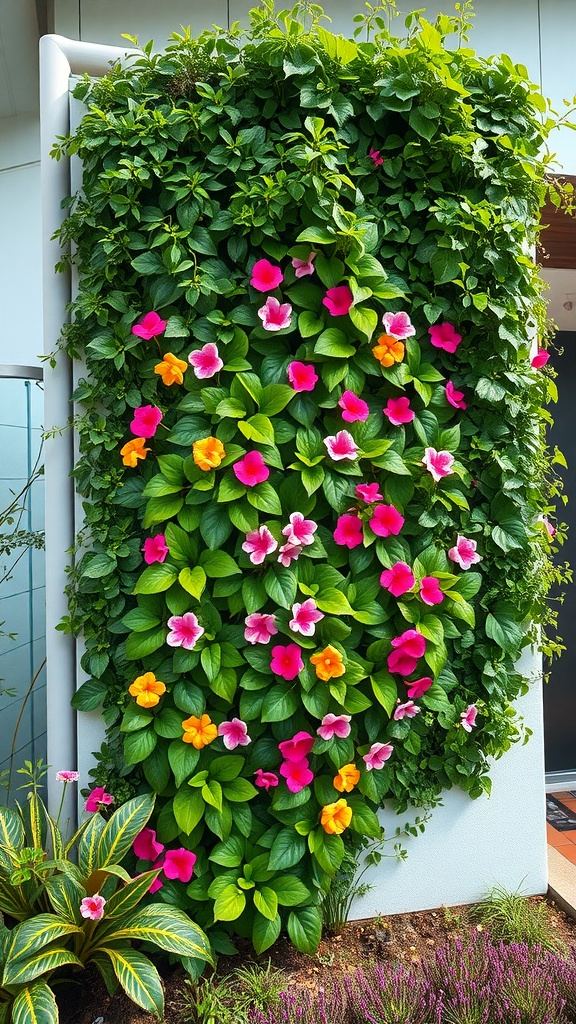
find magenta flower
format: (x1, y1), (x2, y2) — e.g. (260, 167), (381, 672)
(133, 827), (164, 862)
(355, 483), (383, 503)
(130, 405), (163, 438)
(85, 787), (114, 813)
(317, 714), (351, 741)
(394, 700), (421, 720)
(270, 644), (304, 680)
(369, 504), (405, 538)
(282, 512), (317, 547)
(258, 296), (292, 331)
(142, 534), (169, 565)
(363, 742), (394, 770)
(218, 718), (251, 750)
(292, 252), (316, 278)
(380, 561), (415, 598)
(250, 258), (284, 292)
(277, 542), (302, 567)
(233, 451), (270, 486)
(531, 349), (550, 369)
(461, 705), (478, 732)
(131, 311), (167, 339)
(544, 519), (556, 539)
(445, 381), (467, 410)
(254, 769), (279, 790)
(278, 731), (315, 762)
(244, 612), (278, 645)
(322, 285), (354, 317)
(383, 396), (414, 426)
(55, 770), (79, 783)
(382, 311), (415, 340)
(166, 612), (204, 650)
(387, 629), (426, 676)
(448, 535), (482, 570)
(163, 848), (197, 883)
(324, 430), (358, 461)
(242, 525), (278, 565)
(420, 576), (444, 606)
(287, 361), (318, 392)
(289, 599), (324, 637)
(369, 148), (383, 166)
(338, 390), (369, 423)
(280, 757), (314, 793)
(149, 861), (165, 894)
(333, 514), (363, 549)
(422, 447), (455, 483)
(188, 342), (223, 379)
(80, 894), (106, 921)
(406, 677), (433, 699)
(428, 322), (462, 354)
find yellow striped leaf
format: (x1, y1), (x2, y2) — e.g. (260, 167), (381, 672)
(100, 869), (161, 918)
(98, 945), (164, 1017)
(95, 905), (212, 962)
(96, 794), (155, 870)
(0, 808), (25, 870)
(78, 813), (106, 879)
(4, 915), (81, 968)
(11, 978), (58, 1024)
(44, 875), (84, 925)
(3, 948), (82, 985)
(0, 879), (29, 921)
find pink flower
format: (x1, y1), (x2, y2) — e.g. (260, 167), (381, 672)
(277, 542), (302, 567)
(287, 361), (318, 392)
(131, 311), (167, 339)
(355, 483), (383, 503)
(242, 525), (278, 564)
(363, 742), (394, 770)
(406, 677), (433, 699)
(531, 349), (550, 369)
(258, 296), (292, 331)
(324, 430), (358, 461)
(448, 535), (482, 570)
(133, 827), (164, 862)
(270, 644), (304, 681)
(254, 769), (279, 790)
(338, 391), (369, 423)
(163, 848), (197, 883)
(218, 718), (251, 750)
(380, 561), (415, 598)
(85, 787), (114, 813)
(280, 757), (314, 793)
(292, 252), (316, 278)
(428, 322), (462, 354)
(282, 512), (317, 547)
(369, 148), (383, 166)
(334, 514), (363, 549)
(317, 714), (351, 741)
(233, 451), (270, 486)
(382, 311), (415, 340)
(387, 629), (426, 676)
(278, 731), (315, 762)
(461, 705), (478, 732)
(55, 770), (79, 783)
(289, 599), (324, 636)
(422, 447), (455, 483)
(383, 396), (414, 426)
(244, 612), (278, 645)
(130, 405), (163, 438)
(420, 576), (444, 606)
(80, 894), (106, 921)
(142, 534), (169, 565)
(322, 285), (353, 317)
(393, 700), (421, 720)
(369, 504), (405, 538)
(188, 342), (223, 379)
(250, 258), (284, 292)
(149, 861), (165, 894)
(166, 612), (204, 650)
(544, 519), (556, 539)
(445, 381), (467, 410)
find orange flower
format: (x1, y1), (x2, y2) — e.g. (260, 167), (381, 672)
(372, 333), (405, 368)
(128, 672), (166, 709)
(310, 645), (345, 682)
(320, 799), (353, 835)
(120, 437), (150, 468)
(333, 764), (360, 793)
(154, 352), (188, 386)
(182, 713), (218, 749)
(193, 436), (226, 471)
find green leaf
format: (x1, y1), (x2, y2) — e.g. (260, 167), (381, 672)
(268, 828), (306, 870)
(259, 384), (295, 416)
(5, 915), (81, 966)
(98, 945), (164, 1018)
(0, 807), (25, 868)
(253, 886), (278, 921)
(71, 677), (107, 712)
(102, 870), (161, 918)
(125, 627), (166, 660)
(202, 780), (223, 812)
(179, 566), (207, 599)
(246, 482), (283, 516)
(252, 912), (281, 954)
(44, 875), (84, 925)
(264, 568), (297, 609)
(349, 305), (378, 338)
(168, 741), (200, 788)
(371, 672), (397, 715)
(124, 729), (158, 765)
(173, 787), (204, 834)
(316, 588), (353, 615)
(261, 685), (299, 723)
(485, 612), (524, 654)
(12, 979), (59, 1024)
(314, 328), (355, 359)
(3, 948), (83, 985)
(78, 813), (106, 878)
(200, 550), (241, 578)
(267, 875), (311, 906)
(134, 564), (178, 595)
(287, 906), (322, 954)
(82, 553), (116, 579)
(213, 884), (246, 922)
(430, 249), (461, 285)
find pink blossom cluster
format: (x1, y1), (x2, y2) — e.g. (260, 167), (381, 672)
(133, 827), (197, 893)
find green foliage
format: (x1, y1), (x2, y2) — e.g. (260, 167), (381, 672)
(55, 1), (567, 955)
(472, 883), (564, 953)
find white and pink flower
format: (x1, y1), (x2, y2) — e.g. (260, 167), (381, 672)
(448, 535), (482, 570)
(277, 541), (302, 567)
(292, 252), (316, 278)
(422, 447), (455, 483)
(282, 512), (317, 547)
(244, 613), (278, 645)
(166, 612), (204, 650)
(80, 895), (106, 921)
(258, 296), (292, 331)
(461, 705), (478, 732)
(317, 714), (351, 741)
(218, 718), (251, 750)
(242, 525), (278, 565)
(323, 430), (358, 461)
(338, 390), (369, 423)
(188, 342), (223, 379)
(289, 599), (324, 637)
(393, 701), (421, 721)
(363, 742), (394, 770)
(381, 311), (415, 340)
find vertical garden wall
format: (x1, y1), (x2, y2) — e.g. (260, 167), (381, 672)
(57, 3), (562, 954)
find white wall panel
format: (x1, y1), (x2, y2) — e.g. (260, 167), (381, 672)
(539, 0), (576, 173)
(0, 161), (42, 367)
(79, 0), (228, 47)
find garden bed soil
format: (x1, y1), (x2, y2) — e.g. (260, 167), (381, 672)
(58, 895), (575, 1024)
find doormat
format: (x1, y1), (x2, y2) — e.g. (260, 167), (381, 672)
(546, 795), (576, 831)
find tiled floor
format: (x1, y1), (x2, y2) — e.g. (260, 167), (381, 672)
(547, 792), (576, 864)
